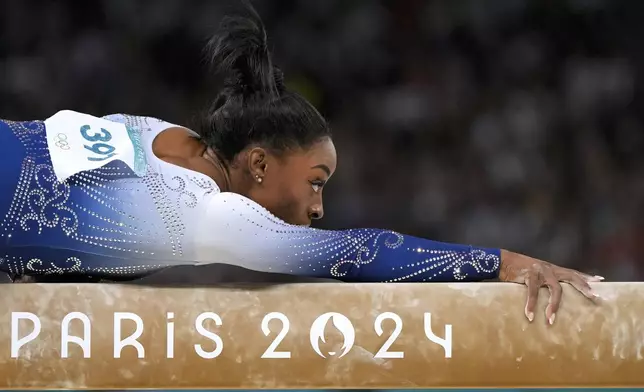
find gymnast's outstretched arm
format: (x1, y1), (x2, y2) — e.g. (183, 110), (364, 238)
(195, 191), (501, 283)
(193, 191), (602, 323)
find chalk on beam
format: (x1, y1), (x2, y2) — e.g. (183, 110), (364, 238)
(1, 282), (643, 389)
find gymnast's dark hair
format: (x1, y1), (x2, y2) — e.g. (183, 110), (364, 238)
(197, 1), (331, 163)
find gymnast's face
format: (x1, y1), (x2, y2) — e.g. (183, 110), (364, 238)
(244, 137), (337, 226)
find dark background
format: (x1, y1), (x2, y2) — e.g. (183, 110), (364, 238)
(1, 0), (643, 280)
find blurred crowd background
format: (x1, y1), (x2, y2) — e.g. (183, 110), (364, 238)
(1, 0), (643, 280)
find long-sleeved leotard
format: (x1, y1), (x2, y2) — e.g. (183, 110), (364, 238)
(0, 111), (500, 282)
(191, 192), (501, 282)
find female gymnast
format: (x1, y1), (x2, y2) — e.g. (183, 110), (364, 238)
(0, 4), (600, 324)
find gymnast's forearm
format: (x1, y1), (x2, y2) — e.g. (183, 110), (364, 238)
(322, 233), (502, 283)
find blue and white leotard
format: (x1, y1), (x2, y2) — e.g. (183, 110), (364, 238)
(0, 111), (501, 282)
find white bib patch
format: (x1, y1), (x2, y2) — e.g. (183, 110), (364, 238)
(45, 110), (147, 182)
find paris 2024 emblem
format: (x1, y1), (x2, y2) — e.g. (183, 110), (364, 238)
(309, 312), (355, 358)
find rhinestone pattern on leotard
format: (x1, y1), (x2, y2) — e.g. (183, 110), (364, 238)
(0, 117), (217, 278)
(0, 116), (500, 282)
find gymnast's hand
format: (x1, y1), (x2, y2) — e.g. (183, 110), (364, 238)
(498, 250), (603, 325)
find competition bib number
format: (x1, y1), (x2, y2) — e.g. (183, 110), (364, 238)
(45, 110), (147, 182)
(80, 124), (117, 161)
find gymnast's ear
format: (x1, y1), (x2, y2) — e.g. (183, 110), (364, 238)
(247, 147), (269, 180)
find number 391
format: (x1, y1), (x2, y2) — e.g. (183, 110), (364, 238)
(80, 125), (117, 161)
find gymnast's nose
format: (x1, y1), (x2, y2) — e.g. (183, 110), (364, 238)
(309, 203), (324, 220)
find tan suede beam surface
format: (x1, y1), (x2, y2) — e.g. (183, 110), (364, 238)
(1, 282), (642, 389)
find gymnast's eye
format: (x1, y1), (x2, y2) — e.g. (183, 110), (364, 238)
(310, 180), (325, 193)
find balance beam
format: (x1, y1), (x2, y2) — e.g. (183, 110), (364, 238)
(1, 282), (643, 389)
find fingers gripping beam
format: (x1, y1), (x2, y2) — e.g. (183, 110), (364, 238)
(2, 282), (644, 389)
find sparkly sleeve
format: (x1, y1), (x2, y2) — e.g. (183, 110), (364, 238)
(197, 192), (501, 283)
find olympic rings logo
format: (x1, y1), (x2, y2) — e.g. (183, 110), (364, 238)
(53, 133), (70, 150)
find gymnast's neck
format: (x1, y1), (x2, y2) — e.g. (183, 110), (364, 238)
(151, 127), (232, 192)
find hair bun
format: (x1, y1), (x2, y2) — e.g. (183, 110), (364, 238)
(206, 0), (280, 99)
